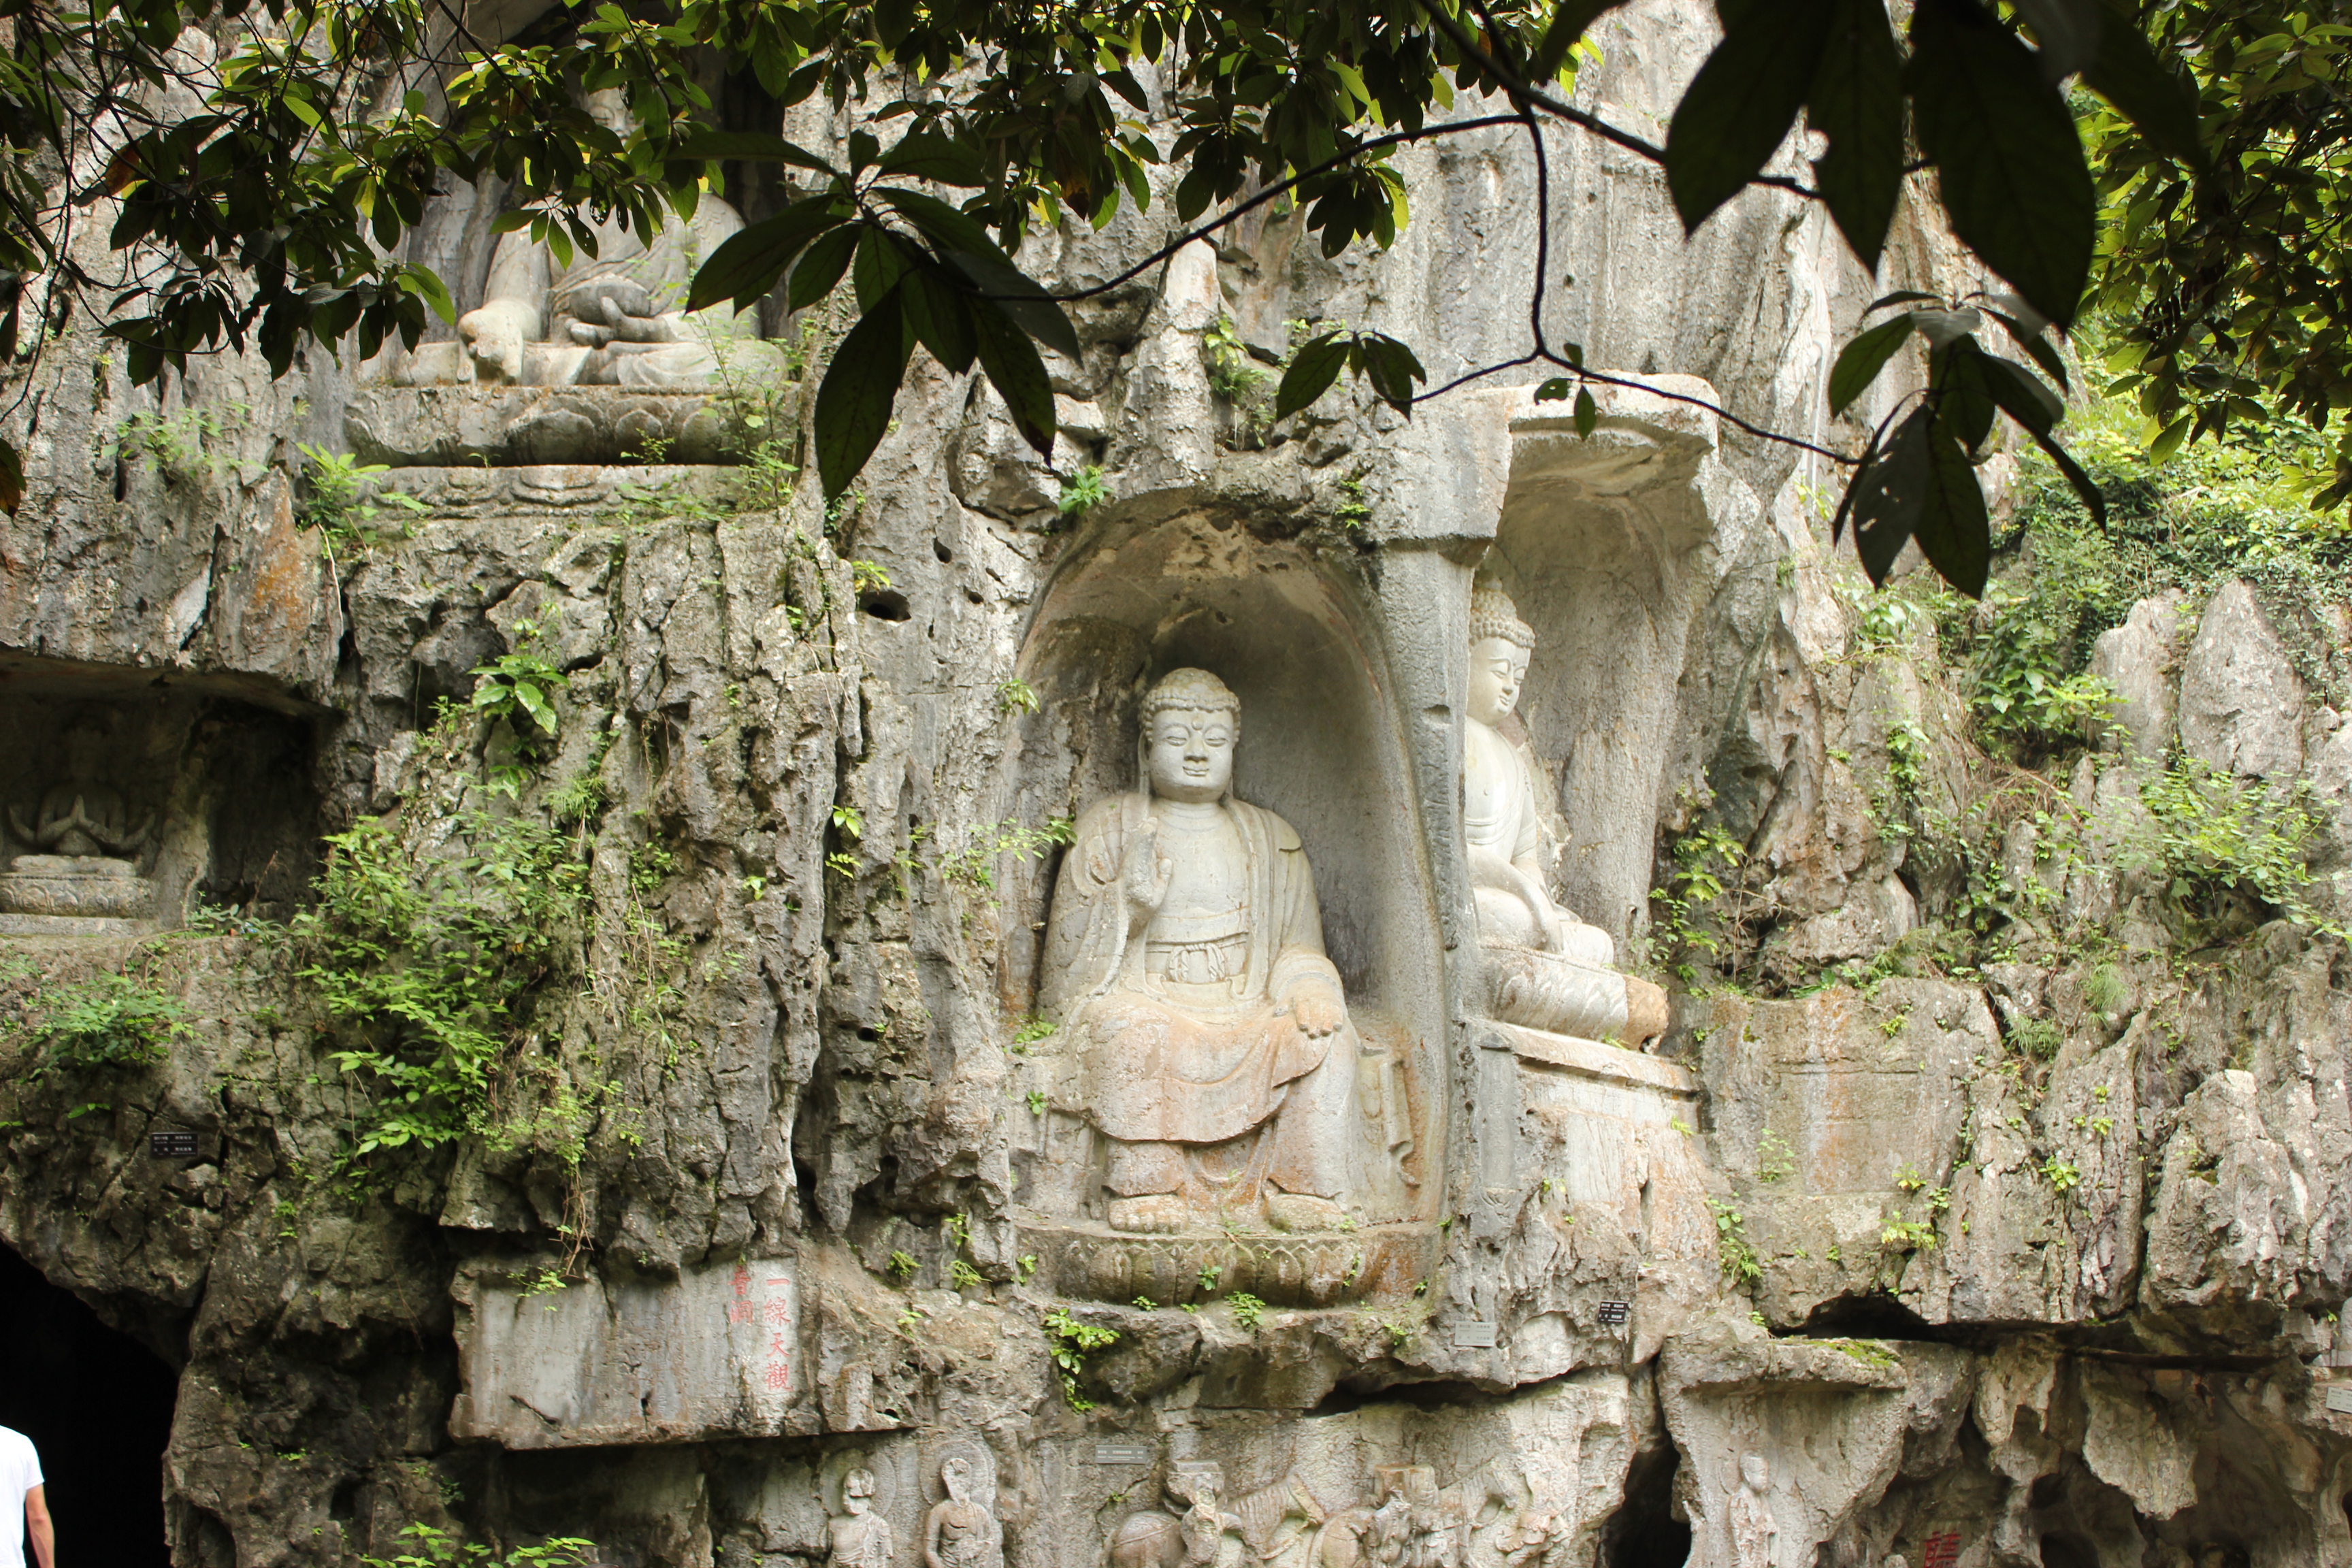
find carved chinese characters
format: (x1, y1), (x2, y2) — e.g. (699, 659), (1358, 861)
(1039, 669), (1358, 1235)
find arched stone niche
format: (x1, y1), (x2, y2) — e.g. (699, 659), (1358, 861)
(0, 655), (326, 934)
(995, 510), (1445, 1301)
(1477, 378), (1748, 949)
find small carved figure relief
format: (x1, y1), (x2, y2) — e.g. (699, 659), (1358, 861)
(1109, 1463), (1242, 1568)
(1367, 1467), (1461, 1568)
(1497, 1508), (1569, 1568)
(926, 1450), (1003, 1568)
(0, 710), (156, 928)
(1040, 668), (1359, 1234)
(1728, 1456), (1775, 1568)
(830, 1467), (898, 1568)
(1462, 587), (1666, 1047)
(395, 90), (781, 389)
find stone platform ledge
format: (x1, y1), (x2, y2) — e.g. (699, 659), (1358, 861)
(372, 462), (748, 517)
(347, 385), (744, 468)
(1016, 1215), (1439, 1307)
(0, 913), (152, 937)
(1486, 1019), (1699, 1097)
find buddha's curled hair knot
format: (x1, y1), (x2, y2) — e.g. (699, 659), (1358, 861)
(1141, 668), (1242, 725)
(1469, 586), (1534, 650)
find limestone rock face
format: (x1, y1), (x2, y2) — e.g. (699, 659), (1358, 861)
(1, 5), (2351, 1568)
(2180, 579), (2306, 778)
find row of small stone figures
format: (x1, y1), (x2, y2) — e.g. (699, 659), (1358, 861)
(1113, 1460), (1582, 1568)
(829, 1458), (999, 1568)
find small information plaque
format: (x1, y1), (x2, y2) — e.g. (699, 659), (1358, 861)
(149, 1130), (198, 1158)
(1921, 1531), (1961, 1568)
(2325, 1385), (2352, 1415)
(1453, 1321), (1498, 1349)
(1094, 1441), (1154, 1466)
(1596, 1300), (1631, 1326)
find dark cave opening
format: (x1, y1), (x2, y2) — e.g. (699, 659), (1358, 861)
(2040, 1533), (2097, 1568)
(1599, 1445), (1692, 1568)
(0, 1243), (176, 1568)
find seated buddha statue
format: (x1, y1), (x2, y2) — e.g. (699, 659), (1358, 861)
(395, 89), (781, 390)
(1038, 668), (1359, 1235)
(1464, 587), (1667, 1047)
(1, 711), (155, 926)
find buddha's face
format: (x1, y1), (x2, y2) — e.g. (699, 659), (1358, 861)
(585, 88), (634, 137)
(843, 1473), (875, 1516)
(1740, 1456), (1768, 1492)
(1468, 638), (1529, 728)
(1146, 706), (1235, 804)
(943, 1458), (970, 1503)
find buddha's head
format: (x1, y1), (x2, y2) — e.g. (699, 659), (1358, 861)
(1740, 1454), (1769, 1494)
(941, 1455), (972, 1503)
(843, 1468), (877, 1515)
(1141, 668), (1239, 804)
(584, 87), (636, 138)
(1467, 586), (1534, 729)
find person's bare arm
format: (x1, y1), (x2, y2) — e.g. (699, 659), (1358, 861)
(25, 1482), (54, 1568)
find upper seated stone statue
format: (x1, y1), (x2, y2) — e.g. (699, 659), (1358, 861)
(1464, 587), (1667, 1047)
(395, 90), (779, 389)
(1040, 668), (1358, 1235)
(1465, 587), (1616, 968)
(7, 715), (144, 862)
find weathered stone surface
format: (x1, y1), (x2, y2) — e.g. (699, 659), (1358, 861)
(2180, 579), (2306, 778)
(451, 1256), (813, 1446)
(2090, 589), (2187, 761)
(3, 7), (2351, 1568)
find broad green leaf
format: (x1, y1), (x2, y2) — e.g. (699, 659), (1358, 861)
(815, 292), (913, 500)
(1352, 334), (1426, 414)
(687, 199), (845, 313)
(1531, 0), (1630, 79)
(1987, 310), (2070, 390)
(877, 131), (987, 186)
(1665, 0), (1836, 232)
(1937, 342), (1998, 453)
(1851, 407), (1934, 584)
(400, 263), (455, 325)
(1275, 331), (1349, 421)
(2080, 1), (2209, 169)
(942, 249), (1081, 361)
(1807, 0), (1906, 270)
(2149, 413), (2191, 462)
(1908, 0), (2095, 327)
(853, 228), (913, 310)
(2016, 419), (2108, 526)
(876, 187), (1005, 261)
(674, 130), (836, 173)
(971, 299), (1057, 459)
(900, 267), (979, 376)
(787, 225), (861, 312)
(1829, 314), (1915, 415)
(1573, 388), (1598, 437)
(1865, 291), (1944, 314)
(1972, 351), (2066, 434)
(1912, 416), (1991, 596)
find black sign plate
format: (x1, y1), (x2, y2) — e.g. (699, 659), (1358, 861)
(150, 1130), (198, 1158)
(1597, 1300), (1631, 1326)
(1094, 1441), (1153, 1465)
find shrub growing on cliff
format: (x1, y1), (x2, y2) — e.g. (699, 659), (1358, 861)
(16, 970), (186, 1075)
(361, 1523), (597, 1567)
(293, 809), (587, 1157)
